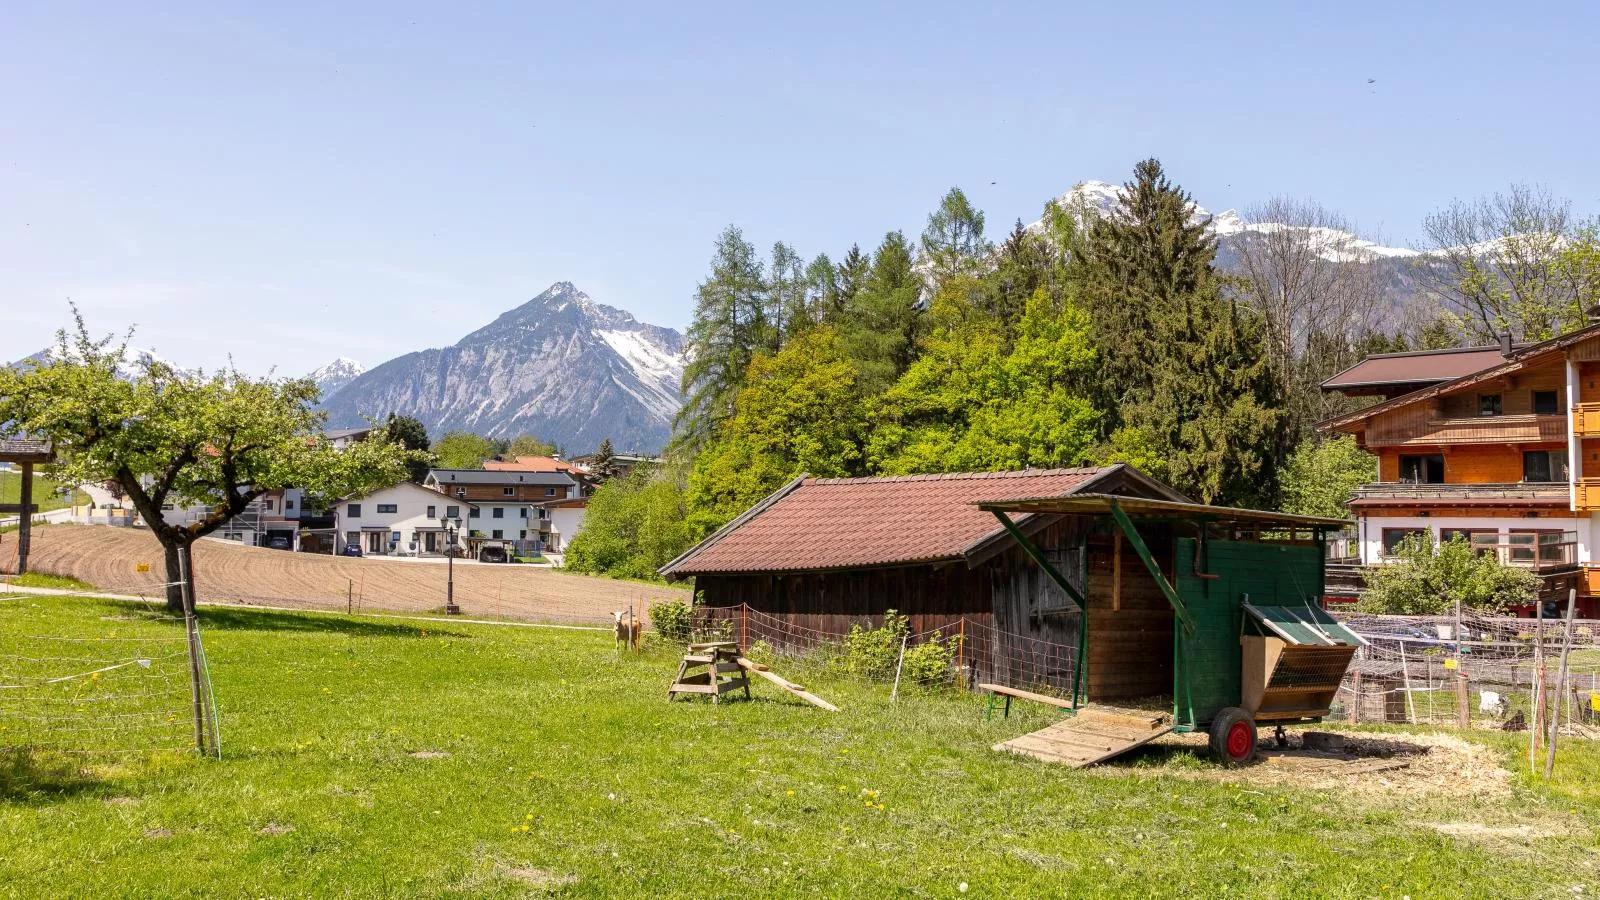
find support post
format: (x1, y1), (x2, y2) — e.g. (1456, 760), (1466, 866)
(1106, 500), (1195, 635)
(17, 462), (32, 575)
(179, 546), (209, 757)
(988, 511), (1086, 610)
(1546, 588), (1579, 778)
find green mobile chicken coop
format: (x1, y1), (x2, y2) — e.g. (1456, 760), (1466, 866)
(976, 495), (1363, 767)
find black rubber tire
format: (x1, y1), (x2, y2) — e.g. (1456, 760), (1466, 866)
(1208, 707), (1257, 767)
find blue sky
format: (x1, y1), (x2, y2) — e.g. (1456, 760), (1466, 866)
(3, 2), (1598, 374)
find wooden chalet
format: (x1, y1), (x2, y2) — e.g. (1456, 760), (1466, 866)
(1320, 324), (1600, 616)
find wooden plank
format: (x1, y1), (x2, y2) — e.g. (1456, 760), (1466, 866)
(994, 709), (1174, 768)
(976, 682), (1075, 710)
(736, 658), (838, 712)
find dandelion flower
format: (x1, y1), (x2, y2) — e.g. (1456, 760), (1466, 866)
(785, 790), (795, 797)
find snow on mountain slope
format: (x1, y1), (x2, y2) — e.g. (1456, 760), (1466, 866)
(308, 357), (366, 399)
(319, 283), (685, 453)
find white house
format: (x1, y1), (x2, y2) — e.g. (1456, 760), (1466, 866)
(336, 481), (475, 557)
(538, 496), (589, 552)
(423, 468), (580, 551)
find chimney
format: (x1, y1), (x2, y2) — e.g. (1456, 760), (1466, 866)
(1500, 332), (1513, 355)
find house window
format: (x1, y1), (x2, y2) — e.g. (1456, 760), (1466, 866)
(286, 499), (295, 510)
(1510, 530), (1569, 565)
(1381, 528), (1429, 557)
(446, 505), (459, 518)
(1398, 454), (1445, 484)
(545, 488), (556, 497)
(1533, 390), (1559, 415)
(1442, 529), (1500, 556)
(469, 508), (480, 518)
(264, 498), (275, 511)
(347, 504), (362, 518)
(427, 505), (436, 519)
(519, 507), (528, 519)
(1478, 394), (1502, 416)
(1523, 449), (1568, 483)
(346, 531), (360, 548)
(503, 487), (515, 496)
(492, 529), (503, 539)
(519, 530), (527, 539)
(376, 503), (398, 514)
(493, 507), (505, 519)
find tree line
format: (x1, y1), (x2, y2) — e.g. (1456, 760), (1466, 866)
(569, 159), (1600, 579)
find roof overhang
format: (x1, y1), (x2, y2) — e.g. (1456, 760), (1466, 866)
(978, 494), (1349, 528)
(0, 439), (55, 464)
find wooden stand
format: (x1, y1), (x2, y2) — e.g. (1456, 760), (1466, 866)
(667, 641), (750, 703)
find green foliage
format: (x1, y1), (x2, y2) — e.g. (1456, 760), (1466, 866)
(899, 631), (959, 686)
(564, 468), (693, 580)
(686, 327), (871, 539)
(870, 284), (1099, 474)
(0, 471), (87, 512)
(1280, 435), (1374, 519)
(647, 598), (694, 643)
(839, 610), (909, 679)
(675, 225), (773, 453)
(0, 311), (414, 610)
(1359, 534), (1540, 615)
(920, 187), (992, 285)
(1071, 159), (1286, 506)
(838, 231), (924, 395)
(433, 432), (503, 469)
(383, 413), (432, 483)
(505, 435), (558, 459)
(590, 438), (618, 480)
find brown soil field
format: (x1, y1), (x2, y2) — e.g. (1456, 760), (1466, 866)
(12, 524), (685, 624)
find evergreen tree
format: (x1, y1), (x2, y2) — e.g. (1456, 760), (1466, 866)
(919, 187), (992, 285)
(383, 413), (432, 482)
(805, 253), (841, 325)
(768, 241), (811, 343)
(1072, 159), (1287, 506)
(591, 437), (619, 480)
(674, 226), (770, 452)
(836, 244), (870, 309)
(840, 231), (924, 395)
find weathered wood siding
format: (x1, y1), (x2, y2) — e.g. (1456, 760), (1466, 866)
(1082, 527), (1176, 701)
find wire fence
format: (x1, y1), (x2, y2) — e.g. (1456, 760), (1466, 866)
(0, 603), (200, 754)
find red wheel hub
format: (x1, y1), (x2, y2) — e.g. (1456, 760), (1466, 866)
(1226, 721), (1253, 760)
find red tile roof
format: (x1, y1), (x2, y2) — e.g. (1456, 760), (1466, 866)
(661, 465), (1185, 577)
(483, 455), (578, 473)
(1320, 346), (1509, 391)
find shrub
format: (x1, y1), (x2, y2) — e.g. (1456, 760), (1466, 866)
(900, 631), (959, 686)
(840, 610), (909, 679)
(1359, 534), (1539, 615)
(649, 598), (694, 643)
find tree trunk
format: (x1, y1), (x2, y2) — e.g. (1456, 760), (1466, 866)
(161, 539), (196, 614)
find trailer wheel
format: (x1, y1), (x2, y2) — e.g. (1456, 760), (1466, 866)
(1208, 707), (1257, 767)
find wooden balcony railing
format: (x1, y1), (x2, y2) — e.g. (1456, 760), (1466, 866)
(1575, 478), (1600, 511)
(1349, 482), (1568, 502)
(1575, 402), (1600, 437)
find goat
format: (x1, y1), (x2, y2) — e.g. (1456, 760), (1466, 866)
(612, 609), (641, 652)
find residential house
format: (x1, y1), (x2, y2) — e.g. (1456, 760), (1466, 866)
(423, 468), (579, 553)
(335, 481), (474, 557)
(1320, 330), (1600, 615)
(326, 427), (373, 451)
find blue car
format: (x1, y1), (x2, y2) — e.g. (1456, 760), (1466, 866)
(342, 544), (363, 557)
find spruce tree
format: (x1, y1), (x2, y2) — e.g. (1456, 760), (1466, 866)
(674, 226), (770, 452)
(840, 231), (924, 395)
(920, 187), (992, 286)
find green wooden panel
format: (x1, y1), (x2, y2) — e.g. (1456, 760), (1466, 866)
(1245, 604), (1363, 646)
(1174, 539), (1326, 728)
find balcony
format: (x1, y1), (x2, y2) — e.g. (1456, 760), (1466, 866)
(1349, 482), (1569, 503)
(1575, 478), (1600, 511)
(1368, 413), (1566, 447)
(1576, 403), (1600, 437)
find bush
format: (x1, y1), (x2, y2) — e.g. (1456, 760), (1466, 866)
(900, 631), (959, 686)
(648, 598), (693, 643)
(840, 610), (909, 679)
(565, 467), (693, 581)
(1359, 534), (1539, 615)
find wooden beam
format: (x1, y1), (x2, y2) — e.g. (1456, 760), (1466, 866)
(977, 682), (1076, 710)
(16, 462), (32, 575)
(1112, 531), (1123, 611)
(989, 510), (1086, 611)
(1106, 500), (1195, 635)
(736, 658), (838, 712)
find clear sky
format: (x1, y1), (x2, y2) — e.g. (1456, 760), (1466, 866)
(4, 2), (1598, 374)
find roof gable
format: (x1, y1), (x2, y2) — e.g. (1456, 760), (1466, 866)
(660, 464), (1189, 579)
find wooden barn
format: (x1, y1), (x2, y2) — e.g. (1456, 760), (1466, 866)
(659, 465), (1348, 712)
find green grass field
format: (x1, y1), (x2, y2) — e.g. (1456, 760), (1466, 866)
(3, 595), (1598, 897)
(0, 470), (88, 513)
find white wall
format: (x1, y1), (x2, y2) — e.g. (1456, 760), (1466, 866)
(549, 506), (586, 552)
(1357, 514), (1588, 565)
(336, 483), (460, 555)
(463, 501), (550, 541)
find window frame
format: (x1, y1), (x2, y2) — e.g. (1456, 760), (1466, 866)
(375, 503), (398, 515)
(1398, 454), (1445, 484)
(346, 504), (362, 518)
(1381, 527), (1429, 557)
(1533, 389), (1559, 415)
(1478, 393), (1502, 416)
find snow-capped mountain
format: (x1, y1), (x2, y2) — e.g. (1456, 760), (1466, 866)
(12, 344), (176, 373)
(318, 283), (684, 453)
(308, 357), (365, 399)
(1034, 180), (1419, 263)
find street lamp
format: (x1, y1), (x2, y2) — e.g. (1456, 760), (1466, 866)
(439, 515), (462, 615)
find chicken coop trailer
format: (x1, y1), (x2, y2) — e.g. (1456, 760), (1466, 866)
(977, 495), (1361, 766)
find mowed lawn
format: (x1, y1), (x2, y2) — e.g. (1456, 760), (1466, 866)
(3, 596), (1599, 898)
(0, 471), (86, 513)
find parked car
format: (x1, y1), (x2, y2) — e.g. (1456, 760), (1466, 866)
(342, 543), (363, 557)
(266, 536), (292, 551)
(477, 542), (509, 563)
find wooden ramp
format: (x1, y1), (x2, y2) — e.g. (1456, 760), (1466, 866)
(994, 706), (1173, 768)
